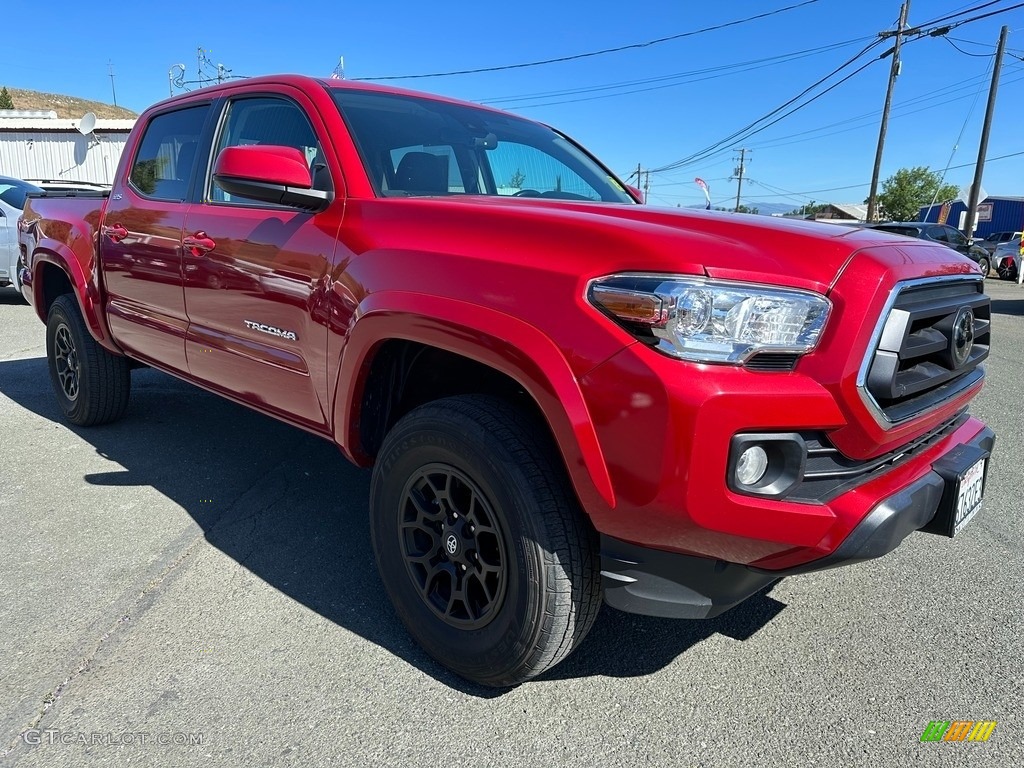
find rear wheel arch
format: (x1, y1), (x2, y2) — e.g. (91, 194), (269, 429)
(30, 245), (120, 353)
(36, 260), (75, 318)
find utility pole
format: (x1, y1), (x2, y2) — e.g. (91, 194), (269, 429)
(965, 26), (1009, 242)
(733, 148), (748, 212)
(867, 0), (911, 222)
(644, 170), (650, 204)
(108, 61), (117, 107)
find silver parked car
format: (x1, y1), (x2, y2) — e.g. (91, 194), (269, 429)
(993, 236), (1022, 283)
(979, 230), (1023, 256)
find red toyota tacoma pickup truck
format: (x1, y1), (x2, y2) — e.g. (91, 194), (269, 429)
(18, 75), (994, 686)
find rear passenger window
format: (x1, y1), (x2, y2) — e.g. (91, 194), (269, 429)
(129, 106), (209, 201)
(209, 96), (329, 205)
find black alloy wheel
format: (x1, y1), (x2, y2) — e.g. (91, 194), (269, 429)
(370, 395), (601, 687)
(399, 464), (508, 630)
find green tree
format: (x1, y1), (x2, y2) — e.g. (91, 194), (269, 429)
(872, 166), (958, 222)
(788, 200), (830, 217)
(508, 168), (526, 188)
(0, 87), (14, 109)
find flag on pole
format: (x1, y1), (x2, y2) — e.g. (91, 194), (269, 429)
(937, 201), (951, 224)
(695, 178), (711, 210)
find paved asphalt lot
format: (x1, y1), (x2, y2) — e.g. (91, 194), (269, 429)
(0, 279), (1021, 768)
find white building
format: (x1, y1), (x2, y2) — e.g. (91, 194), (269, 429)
(0, 111), (135, 185)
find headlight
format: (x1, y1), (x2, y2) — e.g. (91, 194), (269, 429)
(588, 274), (831, 364)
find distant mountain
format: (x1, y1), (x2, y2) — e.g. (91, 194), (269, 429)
(683, 201), (800, 216)
(2, 86), (136, 119)
(748, 202), (803, 216)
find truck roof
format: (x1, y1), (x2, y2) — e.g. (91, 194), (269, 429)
(145, 73), (513, 119)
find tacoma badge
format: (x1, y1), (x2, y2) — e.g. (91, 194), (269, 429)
(244, 320), (298, 341)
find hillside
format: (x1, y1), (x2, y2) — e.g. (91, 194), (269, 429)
(2, 86), (136, 119)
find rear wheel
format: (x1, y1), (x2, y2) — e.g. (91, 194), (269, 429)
(369, 395), (601, 687)
(46, 294), (130, 426)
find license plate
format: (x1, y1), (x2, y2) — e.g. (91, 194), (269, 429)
(952, 458), (985, 535)
(925, 443), (990, 538)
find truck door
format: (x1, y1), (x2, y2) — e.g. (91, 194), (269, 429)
(102, 104), (212, 371)
(182, 92), (343, 430)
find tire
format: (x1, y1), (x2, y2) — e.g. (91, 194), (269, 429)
(369, 395), (601, 687)
(46, 294), (131, 426)
(978, 256), (990, 277)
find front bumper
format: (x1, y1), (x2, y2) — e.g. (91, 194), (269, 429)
(601, 426), (995, 619)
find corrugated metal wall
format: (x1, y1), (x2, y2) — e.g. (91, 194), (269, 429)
(919, 198), (1024, 237)
(987, 200), (1024, 233)
(0, 132), (129, 184)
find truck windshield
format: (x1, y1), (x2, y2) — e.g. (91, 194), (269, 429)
(331, 89), (635, 204)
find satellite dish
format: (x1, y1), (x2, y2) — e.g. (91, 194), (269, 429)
(77, 112), (96, 136)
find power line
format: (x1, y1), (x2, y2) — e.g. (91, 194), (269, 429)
(740, 63), (1024, 152)
(914, 0), (1009, 28)
(944, 35), (994, 56)
(467, 6), (1021, 111)
(355, 0), (821, 81)
(647, 3), (1024, 176)
(477, 37), (873, 109)
(652, 40), (889, 172)
(926, 43), (995, 214)
(697, 149), (1024, 203)
(948, 35), (1024, 56)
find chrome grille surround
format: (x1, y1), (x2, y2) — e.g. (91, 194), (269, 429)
(856, 275), (988, 428)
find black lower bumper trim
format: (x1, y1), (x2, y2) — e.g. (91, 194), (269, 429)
(600, 425), (995, 619)
(600, 538), (780, 619)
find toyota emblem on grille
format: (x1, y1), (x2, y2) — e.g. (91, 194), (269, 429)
(950, 307), (975, 369)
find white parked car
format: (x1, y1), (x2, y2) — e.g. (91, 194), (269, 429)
(993, 236), (1022, 282)
(1, 176), (111, 300)
(0, 176), (44, 298)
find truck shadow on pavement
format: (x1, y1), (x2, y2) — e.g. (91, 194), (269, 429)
(989, 297), (1024, 317)
(0, 357), (785, 695)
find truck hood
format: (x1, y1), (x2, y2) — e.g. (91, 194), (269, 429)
(358, 197), (975, 294)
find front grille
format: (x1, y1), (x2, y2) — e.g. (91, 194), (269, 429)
(860, 277), (989, 424)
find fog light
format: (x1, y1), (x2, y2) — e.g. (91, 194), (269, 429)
(736, 446), (769, 486)
(728, 433), (807, 498)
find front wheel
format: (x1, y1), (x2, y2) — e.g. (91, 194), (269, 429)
(369, 395), (601, 687)
(978, 255), (990, 277)
(46, 294), (131, 426)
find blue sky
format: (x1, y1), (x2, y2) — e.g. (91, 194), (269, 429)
(3, 0), (1022, 212)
